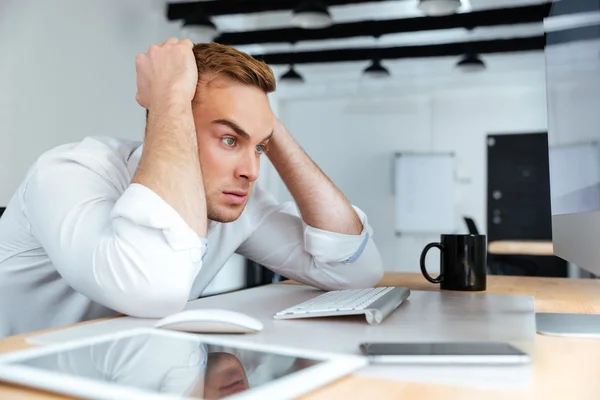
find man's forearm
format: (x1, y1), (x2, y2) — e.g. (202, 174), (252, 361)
(266, 120), (362, 235)
(132, 102), (207, 237)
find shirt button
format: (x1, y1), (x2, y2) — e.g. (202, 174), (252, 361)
(190, 247), (204, 263)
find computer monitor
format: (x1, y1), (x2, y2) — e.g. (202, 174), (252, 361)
(539, 0), (600, 337)
(547, 0), (600, 275)
(547, 0), (600, 276)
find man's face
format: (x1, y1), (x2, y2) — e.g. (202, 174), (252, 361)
(192, 75), (274, 223)
(203, 352), (249, 399)
(187, 352), (249, 399)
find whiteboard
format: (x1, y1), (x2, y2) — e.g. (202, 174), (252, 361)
(394, 152), (455, 234)
(549, 141), (600, 215)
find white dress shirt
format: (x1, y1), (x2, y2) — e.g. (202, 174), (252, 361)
(0, 136), (383, 338)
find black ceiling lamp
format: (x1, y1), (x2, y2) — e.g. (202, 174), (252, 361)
(417, 0), (462, 16)
(292, 1), (333, 29)
(280, 65), (305, 85)
(181, 9), (219, 43)
(363, 59), (391, 79)
(362, 33), (390, 79)
(280, 42), (305, 85)
(456, 53), (486, 72)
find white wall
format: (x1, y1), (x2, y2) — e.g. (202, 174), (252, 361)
(270, 57), (552, 273)
(0, 0), (164, 202)
(0, 0), (246, 295)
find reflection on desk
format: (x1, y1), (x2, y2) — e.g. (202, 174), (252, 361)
(6, 331), (319, 399)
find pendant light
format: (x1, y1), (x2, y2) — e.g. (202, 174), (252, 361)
(280, 66), (305, 85)
(363, 33), (390, 79)
(280, 42), (305, 85)
(455, 26), (485, 72)
(363, 59), (391, 79)
(417, 0), (462, 16)
(292, 1), (333, 29)
(456, 53), (486, 72)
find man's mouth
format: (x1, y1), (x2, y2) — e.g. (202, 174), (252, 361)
(222, 190), (248, 205)
(219, 378), (246, 396)
(223, 190), (248, 197)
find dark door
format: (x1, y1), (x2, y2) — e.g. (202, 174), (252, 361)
(486, 132), (566, 277)
(487, 132), (552, 240)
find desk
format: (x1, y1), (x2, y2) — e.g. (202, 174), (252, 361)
(487, 240), (588, 278)
(1, 273), (600, 400)
(488, 240), (554, 256)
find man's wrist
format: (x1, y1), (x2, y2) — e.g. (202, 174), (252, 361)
(149, 95), (193, 117)
(267, 119), (294, 159)
(147, 98), (196, 141)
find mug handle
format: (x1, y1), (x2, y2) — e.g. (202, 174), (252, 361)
(420, 242), (444, 284)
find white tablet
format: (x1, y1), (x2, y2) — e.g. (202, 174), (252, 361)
(0, 327), (367, 400)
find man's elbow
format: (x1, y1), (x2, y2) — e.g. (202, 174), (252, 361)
(339, 263), (384, 290)
(91, 237), (200, 319)
(107, 281), (190, 318)
(362, 262), (385, 287)
(337, 244), (385, 289)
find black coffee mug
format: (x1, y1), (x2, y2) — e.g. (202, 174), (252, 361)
(420, 234), (487, 291)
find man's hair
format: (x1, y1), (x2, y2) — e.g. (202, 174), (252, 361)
(193, 42), (276, 93)
(145, 42), (275, 119)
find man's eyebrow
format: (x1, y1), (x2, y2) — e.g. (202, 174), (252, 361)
(212, 119), (250, 140)
(261, 131), (274, 143)
(212, 119), (273, 143)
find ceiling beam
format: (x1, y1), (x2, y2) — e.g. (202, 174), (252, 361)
(216, 4), (551, 46)
(167, 0), (388, 19)
(252, 35), (545, 65)
(167, 0), (597, 20)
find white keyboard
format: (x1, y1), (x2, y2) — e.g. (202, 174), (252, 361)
(274, 286), (411, 325)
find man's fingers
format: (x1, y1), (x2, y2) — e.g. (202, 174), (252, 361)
(150, 37), (185, 52)
(152, 37), (177, 49)
(180, 38), (194, 49)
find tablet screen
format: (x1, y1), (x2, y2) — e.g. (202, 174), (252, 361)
(8, 330), (322, 399)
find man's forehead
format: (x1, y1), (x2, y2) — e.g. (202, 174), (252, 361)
(193, 75), (268, 106)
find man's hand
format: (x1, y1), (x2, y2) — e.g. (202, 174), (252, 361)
(132, 38), (207, 237)
(135, 37), (198, 110)
(266, 117), (363, 235)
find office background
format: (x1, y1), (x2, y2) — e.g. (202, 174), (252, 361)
(0, 0), (598, 294)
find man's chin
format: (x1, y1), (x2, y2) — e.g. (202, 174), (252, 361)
(207, 204), (246, 223)
(212, 215), (241, 223)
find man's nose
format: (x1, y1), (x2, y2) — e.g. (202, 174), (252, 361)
(236, 150), (259, 182)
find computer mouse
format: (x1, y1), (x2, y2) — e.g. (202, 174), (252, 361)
(154, 309), (264, 334)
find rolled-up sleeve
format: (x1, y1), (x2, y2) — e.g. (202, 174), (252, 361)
(22, 154), (206, 318)
(303, 205), (372, 265)
(236, 187), (384, 290)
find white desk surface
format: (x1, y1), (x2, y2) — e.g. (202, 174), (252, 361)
(3, 273), (600, 400)
(26, 283), (536, 390)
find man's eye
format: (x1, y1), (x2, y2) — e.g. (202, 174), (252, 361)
(255, 145), (264, 154)
(222, 137), (236, 147)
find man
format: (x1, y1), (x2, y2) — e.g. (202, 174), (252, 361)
(0, 38), (383, 338)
